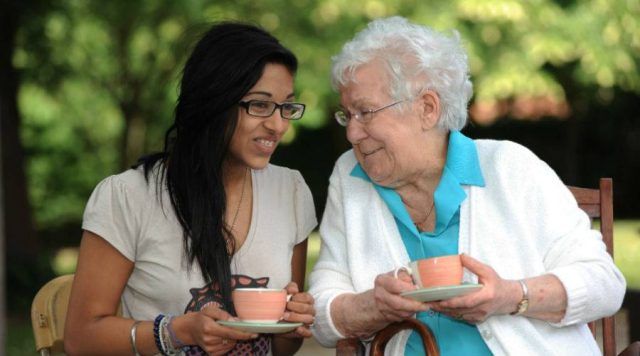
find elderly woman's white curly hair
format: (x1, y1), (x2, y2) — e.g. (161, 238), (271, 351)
(332, 16), (473, 131)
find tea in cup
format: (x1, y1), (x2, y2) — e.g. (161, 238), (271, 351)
(395, 254), (463, 289)
(232, 288), (288, 323)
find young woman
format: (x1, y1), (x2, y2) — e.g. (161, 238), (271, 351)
(65, 22), (317, 356)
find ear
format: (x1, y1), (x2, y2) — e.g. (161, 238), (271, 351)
(418, 90), (441, 130)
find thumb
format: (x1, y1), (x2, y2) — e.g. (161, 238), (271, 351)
(201, 305), (233, 321)
(284, 281), (299, 294)
(461, 253), (493, 278)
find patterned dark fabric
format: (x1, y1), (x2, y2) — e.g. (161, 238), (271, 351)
(183, 275), (272, 355)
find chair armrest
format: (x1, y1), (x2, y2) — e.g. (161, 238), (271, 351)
(370, 319), (439, 356)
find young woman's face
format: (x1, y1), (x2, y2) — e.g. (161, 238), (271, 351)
(228, 63), (295, 170)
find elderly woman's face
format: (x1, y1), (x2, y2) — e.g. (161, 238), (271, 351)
(340, 61), (431, 187)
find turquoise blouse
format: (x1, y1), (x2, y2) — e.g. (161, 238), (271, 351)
(350, 131), (492, 356)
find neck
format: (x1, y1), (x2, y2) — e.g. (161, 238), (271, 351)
(396, 131), (449, 216)
(397, 131), (449, 195)
(223, 160), (249, 188)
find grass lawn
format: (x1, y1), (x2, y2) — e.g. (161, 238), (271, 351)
(610, 220), (640, 290)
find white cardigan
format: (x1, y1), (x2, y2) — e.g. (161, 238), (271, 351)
(309, 139), (626, 356)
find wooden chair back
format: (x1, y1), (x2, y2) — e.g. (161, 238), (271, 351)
(31, 274), (74, 355)
(336, 178), (635, 356)
(567, 178), (615, 356)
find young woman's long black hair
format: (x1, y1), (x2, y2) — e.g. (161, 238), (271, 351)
(136, 22), (297, 311)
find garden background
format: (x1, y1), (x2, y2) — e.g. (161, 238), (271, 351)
(2, 0), (639, 354)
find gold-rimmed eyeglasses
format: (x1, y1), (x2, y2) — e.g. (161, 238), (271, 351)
(334, 99), (406, 126)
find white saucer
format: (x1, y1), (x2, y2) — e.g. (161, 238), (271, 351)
(401, 284), (483, 302)
(218, 320), (303, 334)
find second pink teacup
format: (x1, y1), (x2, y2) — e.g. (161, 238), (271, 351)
(232, 288), (287, 323)
(396, 255), (463, 289)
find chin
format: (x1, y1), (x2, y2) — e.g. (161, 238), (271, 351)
(247, 157), (271, 170)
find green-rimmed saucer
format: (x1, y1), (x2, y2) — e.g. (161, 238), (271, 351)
(401, 284), (483, 302)
(218, 320), (303, 334)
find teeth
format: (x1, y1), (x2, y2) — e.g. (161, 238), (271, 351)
(257, 139), (275, 147)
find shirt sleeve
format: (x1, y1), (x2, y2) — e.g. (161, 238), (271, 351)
(82, 174), (143, 262)
(506, 144), (626, 326)
(293, 170), (318, 244)
(309, 162), (354, 347)
(537, 171), (626, 326)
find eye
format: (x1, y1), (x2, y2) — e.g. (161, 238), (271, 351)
(251, 101), (271, 110)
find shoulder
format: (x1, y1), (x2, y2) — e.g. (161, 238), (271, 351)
(330, 149), (357, 178)
(91, 165), (159, 204)
(474, 139), (546, 179)
(335, 149), (357, 168)
(256, 163), (308, 186)
(473, 139), (569, 204)
(475, 139), (540, 164)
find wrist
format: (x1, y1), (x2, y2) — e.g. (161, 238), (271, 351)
(510, 279), (530, 316)
(172, 314), (194, 346)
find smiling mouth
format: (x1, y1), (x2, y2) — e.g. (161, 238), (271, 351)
(255, 138), (277, 148)
(362, 147), (382, 157)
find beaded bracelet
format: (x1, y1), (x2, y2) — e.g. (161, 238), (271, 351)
(153, 314), (167, 356)
(166, 316), (185, 349)
(159, 316), (178, 355)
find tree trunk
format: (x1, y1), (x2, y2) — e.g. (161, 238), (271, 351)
(0, 1), (40, 271)
(119, 106), (147, 170)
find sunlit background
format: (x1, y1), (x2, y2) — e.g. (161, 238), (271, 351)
(2, 0), (639, 354)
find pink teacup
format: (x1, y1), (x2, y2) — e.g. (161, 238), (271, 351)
(232, 288), (288, 323)
(395, 255), (463, 288)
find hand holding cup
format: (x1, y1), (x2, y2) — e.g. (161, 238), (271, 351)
(394, 254), (463, 289)
(279, 282), (315, 338)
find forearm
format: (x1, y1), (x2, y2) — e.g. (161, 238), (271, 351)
(65, 316), (158, 356)
(271, 336), (303, 355)
(519, 274), (567, 323)
(331, 291), (388, 339)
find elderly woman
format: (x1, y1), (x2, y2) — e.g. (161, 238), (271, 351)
(309, 16), (625, 355)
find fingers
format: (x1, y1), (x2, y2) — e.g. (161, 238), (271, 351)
(294, 325), (313, 338)
(435, 288), (484, 309)
(211, 337), (237, 354)
(200, 305), (234, 321)
(278, 325), (313, 339)
(284, 292), (315, 325)
(197, 307), (258, 340)
(460, 254), (494, 279)
(216, 325), (259, 341)
(376, 273), (416, 294)
(284, 281), (299, 294)
(373, 280), (429, 321)
(391, 269), (415, 285)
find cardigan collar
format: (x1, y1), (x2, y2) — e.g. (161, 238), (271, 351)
(350, 131), (485, 237)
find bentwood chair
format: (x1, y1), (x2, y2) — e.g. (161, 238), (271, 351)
(336, 178), (639, 356)
(31, 274), (74, 355)
(31, 273), (125, 355)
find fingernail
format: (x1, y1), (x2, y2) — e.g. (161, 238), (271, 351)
(283, 312), (291, 320)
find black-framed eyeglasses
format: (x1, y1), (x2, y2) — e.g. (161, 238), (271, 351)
(334, 99), (406, 126)
(239, 100), (306, 120)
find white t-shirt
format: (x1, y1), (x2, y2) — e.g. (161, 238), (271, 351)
(82, 163), (317, 354)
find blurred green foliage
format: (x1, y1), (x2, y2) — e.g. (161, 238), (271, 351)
(13, 0), (640, 230)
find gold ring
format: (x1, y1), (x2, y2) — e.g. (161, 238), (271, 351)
(455, 313), (464, 320)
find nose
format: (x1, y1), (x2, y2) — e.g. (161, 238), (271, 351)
(263, 110), (289, 134)
(345, 119), (367, 145)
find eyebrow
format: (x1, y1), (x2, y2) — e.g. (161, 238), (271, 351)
(244, 91), (295, 99)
